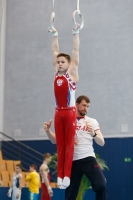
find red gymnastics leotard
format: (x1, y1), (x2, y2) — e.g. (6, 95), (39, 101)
(54, 72), (76, 179)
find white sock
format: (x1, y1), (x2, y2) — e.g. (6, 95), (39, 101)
(57, 177), (63, 189)
(62, 176), (70, 189)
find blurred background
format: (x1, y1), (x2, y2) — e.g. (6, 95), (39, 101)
(0, 0), (133, 199)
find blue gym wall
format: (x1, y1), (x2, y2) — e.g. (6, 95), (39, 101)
(94, 138), (133, 200)
(2, 138), (133, 200)
(22, 138), (133, 200)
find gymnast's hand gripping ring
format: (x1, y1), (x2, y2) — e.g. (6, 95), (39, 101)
(72, 10), (84, 34)
(72, 0), (84, 34)
(48, 12), (58, 37)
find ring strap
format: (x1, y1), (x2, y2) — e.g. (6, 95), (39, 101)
(76, 0), (79, 10)
(48, 0), (58, 35)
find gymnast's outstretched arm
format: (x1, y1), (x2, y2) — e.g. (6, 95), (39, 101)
(68, 33), (80, 82)
(51, 28), (59, 73)
(71, 34), (80, 67)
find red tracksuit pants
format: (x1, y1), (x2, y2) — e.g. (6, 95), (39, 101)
(54, 107), (76, 179)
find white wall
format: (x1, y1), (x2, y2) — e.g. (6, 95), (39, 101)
(0, 0), (6, 133)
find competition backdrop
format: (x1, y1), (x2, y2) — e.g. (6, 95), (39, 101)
(3, 0), (133, 139)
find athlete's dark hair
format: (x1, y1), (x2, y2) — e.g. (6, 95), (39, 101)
(30, 164), (37, 171)
(16, 163), (22, 170)
(76, 95), (91, 104)
(57, 53), (71, 63)
(43, 153), (51, 161)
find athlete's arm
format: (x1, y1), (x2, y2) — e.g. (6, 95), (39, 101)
(71, 34), (79, 67)
(51, 28), (59, 72)
(44, 120), (56, 144)
(7, 176), (13, 197)
(68, 34), (79, 82)
(42, 166), (49, 187)
(7, 173), (14, 197)
(9, 180), (13, 190)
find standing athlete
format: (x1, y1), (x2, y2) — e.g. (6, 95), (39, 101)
(26, 164), (40, 200)
(7, 163), (23, 200)
(44, 95), (107, 199)
(40, 153), (53, 200)
(49, 20), (81, 189)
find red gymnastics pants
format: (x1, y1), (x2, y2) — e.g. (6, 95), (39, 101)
(40, 173), (51, 200)
(41, 183), (51, 200)
(54, 107), (76, 179)
(41, 173), (51, 200)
